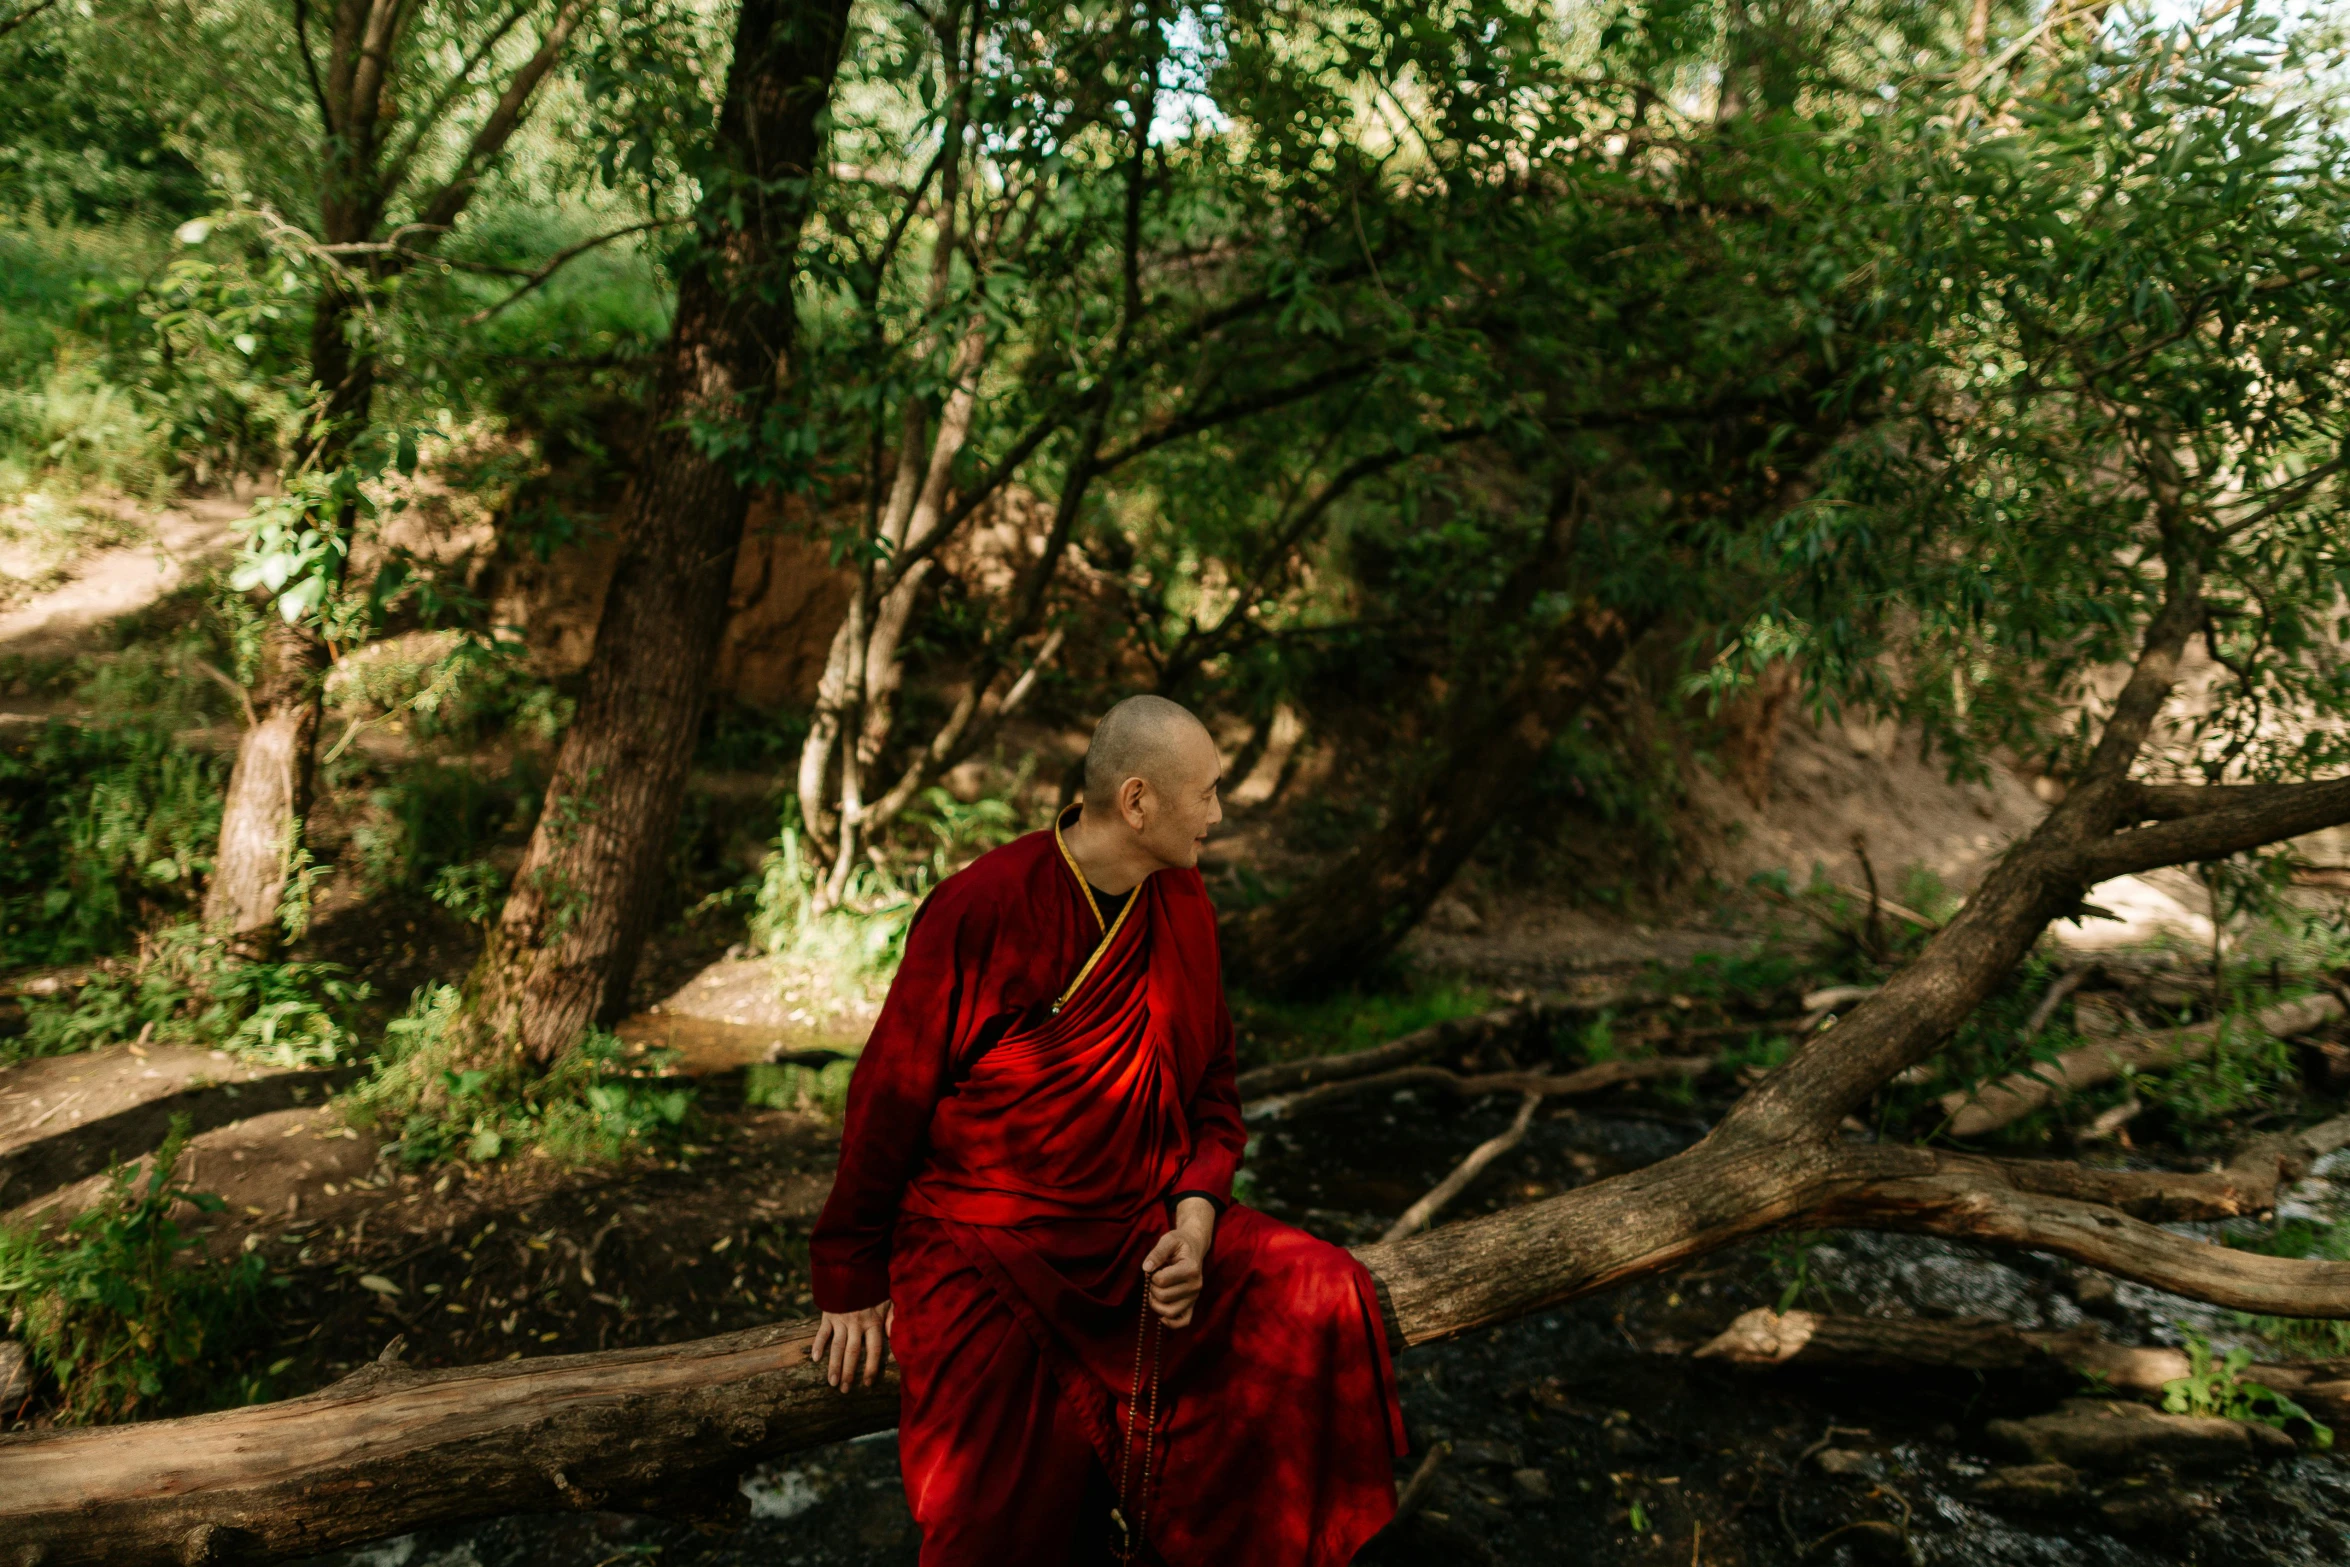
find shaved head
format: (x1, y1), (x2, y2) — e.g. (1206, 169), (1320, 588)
(1084, 695), (1211, 805)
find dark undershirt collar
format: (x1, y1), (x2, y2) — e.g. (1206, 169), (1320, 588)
(1087, 882), (1132, 929)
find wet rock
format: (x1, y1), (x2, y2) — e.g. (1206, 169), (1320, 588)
(2063, 1266), (2119, 1311)
(1602, 1422), (1662, 1459)
(1510, 1467), (1553, 1500)
(0, 1339), (27, 1407)
(1972, 1462), (2083, 1512)
(1452, 1438), (1523, 1469)
(1985, 1398), (2295, 1473)
(1813, 1447), (1881, 1478)
(1894, 1254), (2081, 1329)
(2098, 1484), (2214, 1533)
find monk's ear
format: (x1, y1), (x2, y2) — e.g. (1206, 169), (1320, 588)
(1118, 775), (1151, 829)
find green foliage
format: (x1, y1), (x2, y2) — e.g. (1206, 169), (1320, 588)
(1752, 7), (2350, 789)
(348, 987), (692, 1168)
(0, 719), (226, 970)
(2229, 1218), (2350, 1360)
(744, 1058), (856, 1118)
(751, 786), (1029, 1006)
(2123, 1010), (2302, 1146)
(0, 1122), (281, 1424)
(0, 9), (206, 222)
(1230, 982), (1494, 1073)
(349, 760), (540, 903)
(751, 821), (925, 998)
(12, 924), (369, 1067)
(2163, 1327), (2333, 1449)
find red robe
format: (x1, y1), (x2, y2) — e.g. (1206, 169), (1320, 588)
(812, 817), (1404, 1566)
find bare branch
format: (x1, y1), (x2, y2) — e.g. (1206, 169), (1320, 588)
(1161, 426), (1490, 689)
(1939, 991), (2344, 1137)
(1814, 1170), (2350, 1318)
(289, 0), (336, 132)
(409, 0), (590, 239)
(458, 219), (680, 327)
(1246, 1055), (1714, 1123)
(1092, 355), (1386, 474)
(0, 0), (60, 39)
(1382, 1093), (1542, 1243)
(376, 0), (547, 201)
(2082, 775), (2350, 883)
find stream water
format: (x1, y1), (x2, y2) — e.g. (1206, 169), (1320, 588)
(301, 1092), (2350, 1567)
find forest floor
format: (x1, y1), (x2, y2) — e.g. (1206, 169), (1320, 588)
(250, 1026), (2350, 1567)
(11, 496), (2350, 1565)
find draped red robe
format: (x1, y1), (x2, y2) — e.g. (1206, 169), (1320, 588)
(812, 816), (1404, 1566)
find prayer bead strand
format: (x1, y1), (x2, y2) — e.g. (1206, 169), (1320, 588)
(1112, 1299), (1164, 1564)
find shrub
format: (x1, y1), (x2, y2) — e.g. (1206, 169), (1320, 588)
(2162, 1327), (2333, 1449)
(0, 718), (226, 969)
(11, 923), (370, 1067)
(347, 985), (692, 1168)
(0, 1122), (281, 1423)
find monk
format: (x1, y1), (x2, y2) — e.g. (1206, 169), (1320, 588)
(809, 694), (1404, 1566)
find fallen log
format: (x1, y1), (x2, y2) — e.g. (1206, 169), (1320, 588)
(15, 576), (2350, 1562)
(1697, 1307), (2350, 1426)
(9, 1130), (2350, 1563)
(1939, 989), (2345, 1137)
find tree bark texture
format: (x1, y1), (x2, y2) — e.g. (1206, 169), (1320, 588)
(200, 618), (328, 949)
(1698, 1306), (2350, 1424)
(474, 0), (854, 1063)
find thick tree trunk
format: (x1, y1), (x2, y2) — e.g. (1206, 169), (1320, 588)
(473, 0), (854, 1063)
(200, 618), (328, 950)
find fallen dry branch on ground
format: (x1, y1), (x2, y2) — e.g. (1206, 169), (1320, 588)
(1697, 1307), (2350, 1425)
(1231, 1003), (1547, 1102)
(1382, 1092), (1543, 1243)
(15, 575), (2350, 1562)
(1940, 990), (2345, 1136)
(1243, 1054), (1714, 1120)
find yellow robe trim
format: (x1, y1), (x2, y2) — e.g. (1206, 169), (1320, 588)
(1051, 806), (1146, 1015)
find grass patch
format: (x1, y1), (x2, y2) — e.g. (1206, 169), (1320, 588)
(1231, 981), (1495, 1072)
(1, 717), (228, 970)
(346, 985), (694, 1168)
(10, 923), (371, 1067)
(0, 1120), (283, 1423)
(2230, 1219), (2350, 1360)
(744, 1058), (855, 1117)
(2164, 1326), (2334, 1448)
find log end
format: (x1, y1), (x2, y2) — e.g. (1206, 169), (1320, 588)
(1692, 1307), (1816, 1365)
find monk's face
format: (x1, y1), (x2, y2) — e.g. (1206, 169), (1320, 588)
(1130, 724), (1224, 870)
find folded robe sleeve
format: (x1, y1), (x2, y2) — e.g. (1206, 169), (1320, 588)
(810, 891), (976, 1312)
(1169, 950), (1247, 1209)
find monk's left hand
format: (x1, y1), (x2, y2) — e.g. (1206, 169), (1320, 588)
(1143, 1199), (1217, 1329)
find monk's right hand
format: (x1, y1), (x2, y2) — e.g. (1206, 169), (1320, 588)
(811, 1302), (894, 1392)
